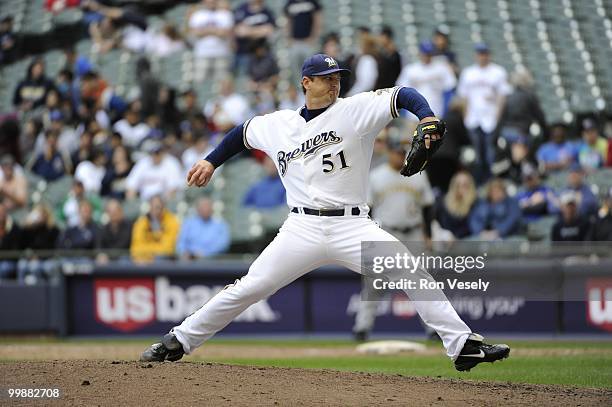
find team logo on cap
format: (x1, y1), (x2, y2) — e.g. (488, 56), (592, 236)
(324, 57), (337, 67)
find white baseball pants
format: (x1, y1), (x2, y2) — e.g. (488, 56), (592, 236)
(172, 213), (472, 359)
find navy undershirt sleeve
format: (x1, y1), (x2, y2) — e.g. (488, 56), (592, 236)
(396, 87), (435, 120)
(204, 123), (248, 168)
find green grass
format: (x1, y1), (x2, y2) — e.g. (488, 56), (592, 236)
(195, 354), (612, 389)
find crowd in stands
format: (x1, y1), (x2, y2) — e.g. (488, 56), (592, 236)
(1, 0), (612, 284)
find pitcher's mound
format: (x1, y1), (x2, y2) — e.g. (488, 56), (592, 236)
(2, 360), (611, 406)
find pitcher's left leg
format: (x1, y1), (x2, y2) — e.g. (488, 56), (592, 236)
(327, 217), (472, 360)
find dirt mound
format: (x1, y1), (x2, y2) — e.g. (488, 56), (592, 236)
(1, 361), (611, 406)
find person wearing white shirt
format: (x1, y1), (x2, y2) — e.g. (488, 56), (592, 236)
(125, 141), (184, 201)
(204, 76), (253, 131)
(346, 36), (378, 96)
(396, 41), (456, 120)
(187, 0), (234, 83)
(113, 107), (151, 149)
(74, 149), (107, 194)
(457, 44), (511, 182)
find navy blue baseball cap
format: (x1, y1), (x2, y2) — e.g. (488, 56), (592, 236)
(419, 40), (436, 55)
(301, 54), (351, 77)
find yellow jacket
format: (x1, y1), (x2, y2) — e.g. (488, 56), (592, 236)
(130, 210), (180, 262)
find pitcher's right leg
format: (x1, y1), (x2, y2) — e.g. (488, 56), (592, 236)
(141, 215), (327, 361)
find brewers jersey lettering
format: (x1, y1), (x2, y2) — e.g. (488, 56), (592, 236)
(243, 87), (401, 208)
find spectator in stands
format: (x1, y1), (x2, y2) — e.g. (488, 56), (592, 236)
(374, 26), (402, 90)
(96, 198), (133, 263)
(278, 84), (304, 111)
(605, 115), (612, 167)
(113, 102), (151, 149)
(130, 195), (180, 263)
(43, 110), (78, 157)
(247, 40), (279, 92)
(347, 34), (378, 96)
(283, 0), (322, 80)
(492, 137), (535, 185)
(396, 41), (456, 120)
(577, 118), (608, 171)
(56, 69), (79, 112)
(87, 0), (149, 53)
(590, 187), (612, 241)
(497, 67), (547, 146)
(146, 23), (185, 58)
(19, 118), (43, 162)
(100, 144), (133, 199)
(204, 76), (252, 132)
(552, 192), (591, 242)
(182, 133), (213, 177)
(469, 178), (522, 240)
(427, 97), (470, 192)
(435, 171), (477, 239)
(431, 25), (457, 72)
(69, 130), (94, 171)
(78, 71), (109, 119)
(179, 89), (203, 127)
(58, 179), (103, 228)
(18, 203), (60, 284)
(74, 148), (107, 194)
(0, 116), (21, 165)
(136, 57), (160, 120)
(157, 86), (181, 135)
(0, 155), (27, 213)
(516, 165), (555, 223)
(457, 44), (511, 183)
(13, 58), (56, 111)
(187, 0), (234, 84)
(28, 130), (71, 182)
(233, 0), (276, 76)
(0, 203), (21, 280)
(536, 123), (576, 174)
(0, 16), (17, 65)
(57, 200), (100, 250)
(243, 157), (286, 209)
(177, 197), (230, 259)
(321, 32), (353, 97)
(125, 140), (183, 201)
(556, 165), (598, 218)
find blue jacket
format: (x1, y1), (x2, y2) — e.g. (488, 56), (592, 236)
(469, 197), (522, 237)
(176, 216), (230, 257)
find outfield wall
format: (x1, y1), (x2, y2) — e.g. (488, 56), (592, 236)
(1, 259), (611, 336)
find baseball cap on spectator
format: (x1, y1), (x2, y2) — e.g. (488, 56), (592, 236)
(521, 163), (539, 180)
(301, 54), (351, 77)
(419, 41), (436, 55)
(560, 191), (578, 205)
(143, 139), (163, 154)
(50, 110), (64, 122)
(582, 118), (597, 131)
(475, 43), (490, 54)
(434, 25), (450, 37)
(387, 139), (407, 154)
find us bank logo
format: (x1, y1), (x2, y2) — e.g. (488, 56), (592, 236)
(94, 277), (280, 333)
(586, 278), (612, 332)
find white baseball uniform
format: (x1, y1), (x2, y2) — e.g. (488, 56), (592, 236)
(172, 87), (472, 359)
(353, 165), (436, 334)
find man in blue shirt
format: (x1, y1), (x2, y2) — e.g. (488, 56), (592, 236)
(283, 0), (322, 80)
(536, 123), (576, 174)
(243, 157), (286, 208)
(516, 166), (555, 222)
(177, 197), (230, 259)
(233, 0), (276, 75)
